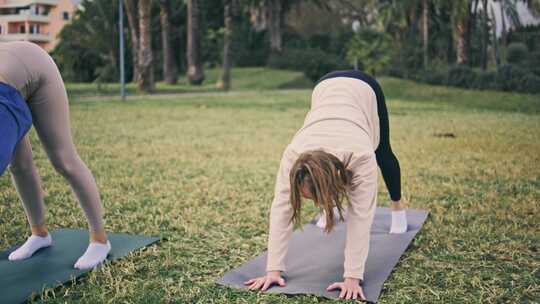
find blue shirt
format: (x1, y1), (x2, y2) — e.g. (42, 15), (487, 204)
(0, 82), (32, 175)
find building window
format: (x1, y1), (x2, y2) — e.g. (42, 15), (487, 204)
(29, 24), (40, 34)
(62, 12), (69, 20)
(19, 25), (25, 34)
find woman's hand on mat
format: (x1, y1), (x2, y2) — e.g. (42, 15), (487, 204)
(244, 271), (285, 291)
(327, 278), (365, 300)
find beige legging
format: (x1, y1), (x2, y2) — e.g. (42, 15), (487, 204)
(0, 41), (104, 232)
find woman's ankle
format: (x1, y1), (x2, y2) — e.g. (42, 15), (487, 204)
(390, 199), (406, 211)
(30, 224), (49, 237)
(90, 229), (108, 244)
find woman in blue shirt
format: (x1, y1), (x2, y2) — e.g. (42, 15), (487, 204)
(0, 41), (110, 270)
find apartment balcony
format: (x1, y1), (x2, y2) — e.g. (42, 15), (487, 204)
(0, 0), (58, 8)
(0, 32), (51, 42)
(0, 12), (50, 23)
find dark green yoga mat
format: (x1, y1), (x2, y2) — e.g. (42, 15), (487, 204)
(0, 229), (160, 304)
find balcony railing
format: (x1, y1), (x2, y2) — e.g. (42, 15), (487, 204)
(0, 32), (51, 42)
(0, 0), (58, 8)
(0, 13), (50, 22)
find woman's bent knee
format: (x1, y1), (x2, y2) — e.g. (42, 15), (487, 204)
(8, 161), (33, 176)
(50, 154), (82, 178)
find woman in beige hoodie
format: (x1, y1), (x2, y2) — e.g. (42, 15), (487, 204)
(245, 70), (406, 300)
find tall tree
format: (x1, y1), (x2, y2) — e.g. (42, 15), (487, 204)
(54, 0), (119, 82)
(187, 0), (205, 85)
(377, 0), (422, 75)
(422, 0), (429, 68)
(467, 0), (480, 66)
(267, 0), (284, 53)
(138, 0), (155, 92)
(124, 0), (140, 82)
(160, 0), (178, 84)
(250, 0), (329, 54)
(217, 0), (234, 90)
(527, 0), (540, 16)
(451, 0), (472, 65)
(489, 3), (501, 66)
(481, 0), (489, 70)
(497, 0), (522, 61)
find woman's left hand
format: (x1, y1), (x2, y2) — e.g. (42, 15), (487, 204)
(326, 277), (365, 300)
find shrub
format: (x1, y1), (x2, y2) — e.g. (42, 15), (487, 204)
(447, 65), (477, 88)
(347, 29), (392, 77)
(267, 48), (349, 83)
(473, 71), (499, 90)
(497, 64), (528, 92)
(384, 66), (405, 78)
(302, 50), (350, 83)
(267, 48), (307, 70)
(527, 51), (540, 77)
(417, 67), (447, 86)
(520, 73), (540, 94)
(506, 42), (528, 65)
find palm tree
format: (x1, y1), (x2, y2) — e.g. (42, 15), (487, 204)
(138, 0), (154, 92)
(187, 0), (205, 85)
(496, 0), (522, 61)
(422, 0), (429, 68)
(527, 0), (540, 16)
(217, 0), (234, 90)
(124, 0), (139, 82)
(267, 0), (284, 53)
(54, 0), (119, 82)
(377, 0), (422, 75)
(160, 0), (178, 84)
(451, 0), (472, 65)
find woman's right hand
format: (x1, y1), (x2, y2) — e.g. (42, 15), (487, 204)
(243, 271), (286, 291)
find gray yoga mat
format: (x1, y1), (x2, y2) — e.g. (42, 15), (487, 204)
(217, 207), (429, 303)
(0, 229), (160, 304)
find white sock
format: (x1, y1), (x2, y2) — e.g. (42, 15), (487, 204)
(74, 241), (111, 270)
(8, 234), (52, 261)
(390, 210), (408, 234)
(316, 212), (327, 228)
(316, 207), (347, 229)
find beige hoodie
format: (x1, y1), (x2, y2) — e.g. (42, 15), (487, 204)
(266, 77), (380, 280)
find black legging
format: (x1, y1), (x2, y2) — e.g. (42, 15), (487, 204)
(318, 70), (402, 201)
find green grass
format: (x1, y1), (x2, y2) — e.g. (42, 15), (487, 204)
(65, 67), (313, 97)
(1, 69), (539, 303)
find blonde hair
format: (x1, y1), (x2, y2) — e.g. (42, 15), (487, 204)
(289, 150), (352, 232)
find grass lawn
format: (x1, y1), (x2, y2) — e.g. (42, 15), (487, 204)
(1, 69), (539, 303)
(64, 67), (314, 97)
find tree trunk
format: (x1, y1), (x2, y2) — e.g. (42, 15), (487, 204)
(187, 0), (205, 85)
(422, 0), (429, 68)
(217, 0), (233, 90)
(455, 18), (468, 65)
(124, 0), (139, 83)
(499, 1), (507, 62)
(452, 1), (470, 66)
(138, 0), (154, 92)
(481, 0), (488, 70)
(267, 0), (283, 53)
(468, 0), (479, 67)
(490, 3), (501, 67)
(160, 0), (178, 84)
